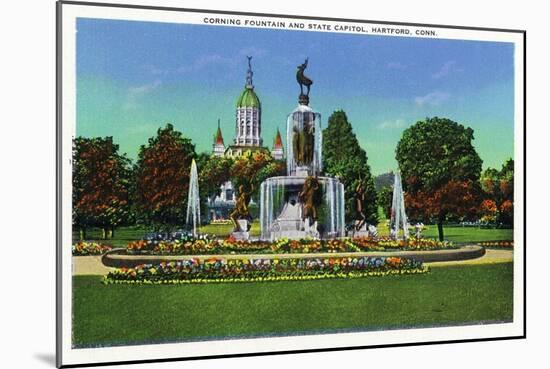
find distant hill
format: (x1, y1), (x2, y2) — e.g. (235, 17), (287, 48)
(374, 171), (394, 191)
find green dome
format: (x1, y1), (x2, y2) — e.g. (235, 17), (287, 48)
(236, 87), (261, 108)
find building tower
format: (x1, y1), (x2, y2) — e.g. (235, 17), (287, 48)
(271, 128), (284, 160)
(212, 119), (225, 157)
(234, 56), (262, 147)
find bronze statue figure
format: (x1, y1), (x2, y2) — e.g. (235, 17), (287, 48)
(292, 125), (302, 164)
(303, 119), (315, 164)
(292, 118), (315, 166)
(296, 58), (313, 97)
(299, 176), (320, 225)
(355, 181), (367, 231)
(230, 184), (254, 232)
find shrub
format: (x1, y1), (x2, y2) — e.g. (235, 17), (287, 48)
(477, 240), (513, 248)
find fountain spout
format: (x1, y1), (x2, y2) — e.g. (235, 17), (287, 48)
(390, 171), (409, 240)
(186, 159), (201, 237)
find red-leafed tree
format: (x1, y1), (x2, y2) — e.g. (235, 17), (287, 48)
(134, 124), (196, 230)
(396, 117), (483, 240)
(500, 199), (513, 223)
(73, 136), (132, 239)
(481, 158), (514, 225)
(404, 180), (481, 239)
(479, 199), (498, 223)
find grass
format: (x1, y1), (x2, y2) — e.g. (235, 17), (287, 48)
(73, 222), (261, 248)
(73, 227), (148, 248)
(73, 223), (512, 249)
(73, 262), (513, 347)
(420, 226), (512, 242)
(375, 223), (513, 243)
(200, 221), (261, 237)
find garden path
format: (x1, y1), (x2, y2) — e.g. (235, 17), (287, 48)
(72, 249), (513, 276)
(425, 248), (513, 267)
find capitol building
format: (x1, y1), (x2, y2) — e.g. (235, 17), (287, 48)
(208, 57), (284, 221)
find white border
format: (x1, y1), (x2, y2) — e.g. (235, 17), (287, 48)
(58, 2), (525, 367)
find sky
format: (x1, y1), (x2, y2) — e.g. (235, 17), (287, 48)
(76, 18), (515, 175)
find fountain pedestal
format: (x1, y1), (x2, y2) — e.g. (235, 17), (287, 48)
(260, 176), (345, 241)
(232, 220), (250, 240)
(353, 221), (370, 238)
(259, 60), (346, 241)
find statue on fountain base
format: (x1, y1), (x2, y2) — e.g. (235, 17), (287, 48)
(230, 184), (253, 238)
(232, 219), (250, 240)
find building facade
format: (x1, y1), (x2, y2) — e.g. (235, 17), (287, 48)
(207, 57), (284, 221)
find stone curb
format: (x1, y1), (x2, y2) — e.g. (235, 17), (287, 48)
(101, 246), (486, 268)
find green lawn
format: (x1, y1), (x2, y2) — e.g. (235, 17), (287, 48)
(74, 227), (148, 248)
(200, 221), (261, 237)
(419, 226), (512, 242)
(375, 223), (512, 243)
(74, 223), (511, 248)
(73, 262), (513, 347)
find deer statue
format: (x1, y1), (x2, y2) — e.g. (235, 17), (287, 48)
(296, 58), (313, 97)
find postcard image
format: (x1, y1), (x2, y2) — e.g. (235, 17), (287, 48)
(57, 2), (525, 367)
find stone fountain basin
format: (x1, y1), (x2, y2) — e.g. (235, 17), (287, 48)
(101, 245), (485, 269)
(261, 175), (342, 186)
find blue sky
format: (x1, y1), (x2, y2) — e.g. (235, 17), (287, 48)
(76, 18), (515, 175)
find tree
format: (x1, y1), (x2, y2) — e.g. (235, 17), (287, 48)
(405, 180), (480, 237)
(374, 172), (394, 191)
(196, 153), (234, 218)
(230, 150), (286, 203)
(322, 110), (378, 225)
(396, 117), (483, 240)
(479, 199), (498, 223)
(481, 158), (514, 225)
(196, 153), (233, 201)
(377, 185), (393, 220)
(134, 124), (196, 230)
(500, 199), (513, 224)
(73, 137), (132, 239)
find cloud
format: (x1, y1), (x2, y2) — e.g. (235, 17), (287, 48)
(123, 80), (162, 110)
(128, 80), (162, 95)
(414, 91), (450, 107)
(378, 119), (406, 129)
(432, 60), (457, 79)
(387, 62), (406, 70)
(143, 64), (168, 76)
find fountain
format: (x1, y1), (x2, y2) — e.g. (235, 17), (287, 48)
(259, 58), (346, 241)
(390, 171), (409, 239)
(186, 159), (201, 237)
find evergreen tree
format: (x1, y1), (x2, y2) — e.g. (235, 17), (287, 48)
(377, 185), (393, 220)
(322, 110), (378, 225)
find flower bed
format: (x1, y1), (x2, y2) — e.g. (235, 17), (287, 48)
(477, 241), (513, 248)
(103, 256), (428, 284)
(125, 236), (456, 256)
(73, 241), (112, 256)
(210, 219), (232, 225)
(127, 233), (216, 255)
(352, 237), (455, 251)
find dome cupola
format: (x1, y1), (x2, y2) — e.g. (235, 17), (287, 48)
(234, 56), (262, 146)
